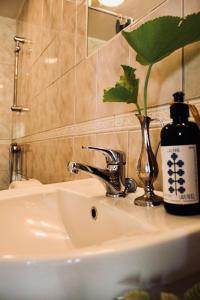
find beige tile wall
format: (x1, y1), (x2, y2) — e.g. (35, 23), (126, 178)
(14, 0), (200, 192)
(130, 0), (182, 109)
(184, 0), (200, 100)
(0, 16), (16, 189)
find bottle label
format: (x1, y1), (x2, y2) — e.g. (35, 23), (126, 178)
(161, 145), (199, 204)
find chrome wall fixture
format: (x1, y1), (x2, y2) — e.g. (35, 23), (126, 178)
(11, 36), (29, 112)
(88, 5), (133, 21)
(88, 6), (133, 34)
(9, 143), (23, 182)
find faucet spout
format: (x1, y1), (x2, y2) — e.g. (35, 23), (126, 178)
(68, 161), (123, 196)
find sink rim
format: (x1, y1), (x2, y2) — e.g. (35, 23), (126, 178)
(0, 178), (200, 262)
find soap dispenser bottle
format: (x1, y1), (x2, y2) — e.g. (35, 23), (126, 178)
(160, 92), (200, 215)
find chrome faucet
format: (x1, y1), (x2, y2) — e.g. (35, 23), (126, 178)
(68, 146), (137, 198)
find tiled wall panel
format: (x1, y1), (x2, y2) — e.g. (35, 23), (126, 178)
(0, 16), (16, 189)
(14, 0), (200, 192)
(184, 0), (200, 99)
(129, 0), (182, 110)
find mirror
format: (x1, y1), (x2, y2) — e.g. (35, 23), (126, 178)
(87, 0), (133, 55)
(87, 0), (166, 55)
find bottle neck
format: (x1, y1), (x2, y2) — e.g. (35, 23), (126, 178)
(172, 115), (189, 124)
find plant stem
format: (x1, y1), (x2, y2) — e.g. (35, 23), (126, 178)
(136, 103), (142, 115)
(144, 64), (153, 116)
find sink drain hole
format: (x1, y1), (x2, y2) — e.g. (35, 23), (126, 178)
(91, 206), (98, 220)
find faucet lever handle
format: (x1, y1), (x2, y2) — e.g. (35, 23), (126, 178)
(82, 146), (126, 165)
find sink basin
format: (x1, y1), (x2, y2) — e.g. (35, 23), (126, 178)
(0, 178), (200, 300)
(57, 189), (156, 248)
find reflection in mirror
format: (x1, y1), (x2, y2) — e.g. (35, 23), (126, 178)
(87, 0), (169, 55)
(87, 0), (133, 55)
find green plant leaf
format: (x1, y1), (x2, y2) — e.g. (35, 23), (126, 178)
(160, 292), (180, 300)
(124, 289), (151, 300)
(184, 282), (200, 300)
(122, 12), (200, 65)
(103, 65), (139, 104)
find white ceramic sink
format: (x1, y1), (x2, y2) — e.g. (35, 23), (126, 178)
(57, 188), (157, 248)
(0, 178), (200, 300)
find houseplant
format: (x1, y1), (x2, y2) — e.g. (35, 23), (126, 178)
(103, 13), (200, 206)
(120, 281), (200, 299)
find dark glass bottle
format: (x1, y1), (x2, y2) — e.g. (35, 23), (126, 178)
(160, 92), (200, 215)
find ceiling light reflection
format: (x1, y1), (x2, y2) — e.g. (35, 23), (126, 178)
(27, 218), (34, 225)
(44, 57), (58, 64)
(66, 258), (80, 264)
(98, 0), (124, 7)
(34, 231), (47, 237)
(27, 219), (66, 234)
(32, 230), (69, 240)
(2, 255), (15, 260)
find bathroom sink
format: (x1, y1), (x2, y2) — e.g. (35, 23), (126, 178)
(57, 188), (156, 248)
(0, 183), (155, 258)
(0, 178), (199, 300)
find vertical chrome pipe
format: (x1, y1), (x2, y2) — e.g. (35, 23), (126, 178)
(11, 36), (29, 112)
(13, 40), (20, 108)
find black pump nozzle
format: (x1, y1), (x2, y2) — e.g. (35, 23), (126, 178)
(170, 91), (189, 119)
(173, 91), (184, 103)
